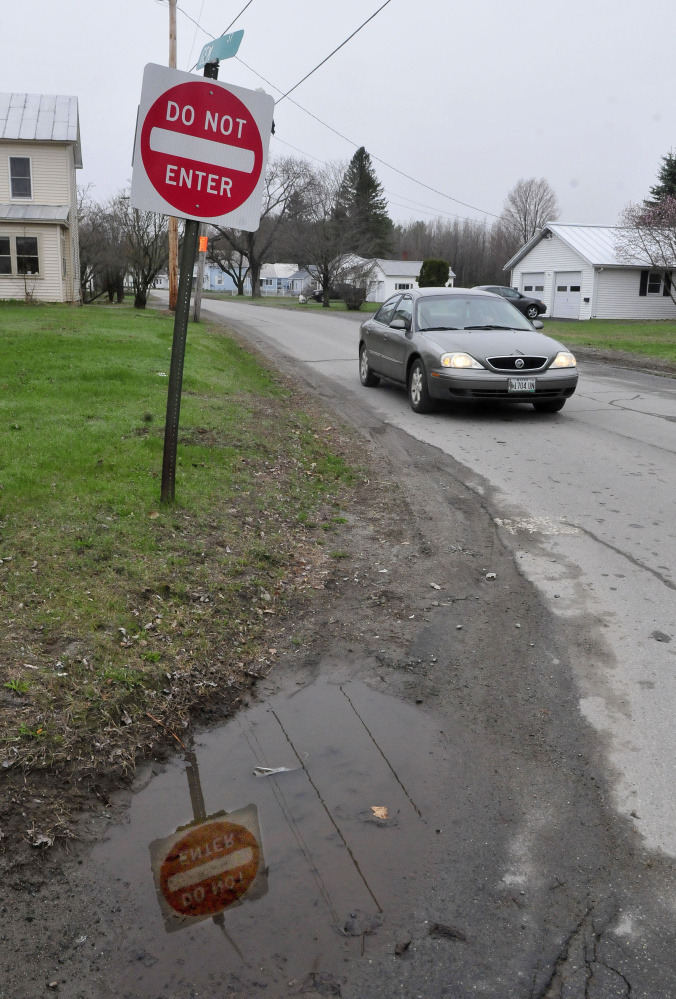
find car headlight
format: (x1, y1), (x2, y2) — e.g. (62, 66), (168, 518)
(550, 351), (577, 368)
(440, 352), (485, 369)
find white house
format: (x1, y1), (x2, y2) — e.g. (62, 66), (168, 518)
(365, 258), (455, 302)
(504, 223), (676, 321)
(0, 93), (82, 303)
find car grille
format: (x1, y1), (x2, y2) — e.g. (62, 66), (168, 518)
(486, 356), (548, 371)
(450, 387), (576, 399)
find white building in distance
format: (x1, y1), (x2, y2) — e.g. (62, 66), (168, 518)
(504, 223), (676, 321)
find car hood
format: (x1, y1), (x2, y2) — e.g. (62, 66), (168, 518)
(423, 328), (567, 361)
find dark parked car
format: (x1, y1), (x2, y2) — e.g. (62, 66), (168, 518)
(473, 285), (546, 320)
(358, 287), (578, 414)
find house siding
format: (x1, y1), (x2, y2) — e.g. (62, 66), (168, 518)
(0, 222), (66, 301)
(511, 234), (593, 319)
(66, 144), (80, 301)
(594, 268), (676, 320)
(1, 141), (71, 205)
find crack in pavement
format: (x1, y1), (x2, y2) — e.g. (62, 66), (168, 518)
(564, 521), (676, 592)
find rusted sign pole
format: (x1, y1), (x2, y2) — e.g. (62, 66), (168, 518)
(160, 217), (199, 503)
(160, 60), (219, 504)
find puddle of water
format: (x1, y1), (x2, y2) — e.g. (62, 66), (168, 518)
(93, 676), (457, 995)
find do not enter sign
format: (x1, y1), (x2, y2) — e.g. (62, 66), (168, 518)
(150, 806), (267, 932)
(131, 64), (274, 231)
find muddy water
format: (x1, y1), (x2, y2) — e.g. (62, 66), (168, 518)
(93, 674), (463, 996)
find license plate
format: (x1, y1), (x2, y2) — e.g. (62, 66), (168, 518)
(508, 377), (536, 393)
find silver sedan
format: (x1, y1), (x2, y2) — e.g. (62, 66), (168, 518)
(358, 287), (578, 414)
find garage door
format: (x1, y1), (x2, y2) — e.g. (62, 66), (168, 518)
(521, 272), (545, 298)
(553, 272), (582, 319)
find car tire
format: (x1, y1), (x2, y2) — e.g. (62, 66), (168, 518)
(532, 399), (566, 413)
(359, 344), (380, 387)
(526, 305), (539, 319)
(408, 358), (435, 413)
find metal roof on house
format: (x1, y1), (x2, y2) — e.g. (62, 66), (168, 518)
(0, 93), (81, 167)
(376, 258), (456, 279)
(260, 262), (298, 280)
(0, 203), (70, 223)
(503, 223), (648, 271)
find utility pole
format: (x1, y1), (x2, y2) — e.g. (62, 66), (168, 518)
(193, 225), (207, 322)
(167, 0), (179, 311)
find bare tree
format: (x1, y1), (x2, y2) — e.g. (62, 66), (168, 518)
(211, 157), (310, 298)
(500, 178), (560, 247)
(207, 230), (249, 295)
(110, 191), (168, 309)
(290, 163), (367, 307)
(616, 198), (676, 307)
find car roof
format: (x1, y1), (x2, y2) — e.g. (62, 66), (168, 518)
(412, 287), (495, 299)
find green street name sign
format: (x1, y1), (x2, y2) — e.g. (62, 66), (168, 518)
(196, 30), (244, 69)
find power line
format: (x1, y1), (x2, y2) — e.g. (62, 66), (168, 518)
(155, 0), (213, 36)
(238, 56), (501, 219)
(159, 0), (500, 220)
(223, 0), (255, 33)
(274, 1), (393, 105)
(272, 134), (488, 225)
(186, 0), (207, 69)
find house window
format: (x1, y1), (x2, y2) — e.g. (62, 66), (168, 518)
(395, 282), (412, 290)
(647, 272), (662, 294)
(9, 157), (32, 199)
(0, 237), (10, 274)
(16, 236), (39, 275)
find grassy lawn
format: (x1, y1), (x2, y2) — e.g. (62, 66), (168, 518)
(544, 319), (676, 364)
(202, 293), (380, 314)
(0, 300), (359, 825)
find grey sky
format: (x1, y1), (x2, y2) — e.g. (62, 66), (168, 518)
(2, 0), (674, 229)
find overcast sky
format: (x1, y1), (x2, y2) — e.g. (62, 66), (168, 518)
(2, 0), (675, 231)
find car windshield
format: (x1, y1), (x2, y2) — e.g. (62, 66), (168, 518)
(416, 295), (532, 332)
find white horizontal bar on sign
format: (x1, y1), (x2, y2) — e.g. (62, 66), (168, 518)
(149, 127), (255, 174)
(166, 847), (253, 892)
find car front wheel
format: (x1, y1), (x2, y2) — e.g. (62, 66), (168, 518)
(359, 344), (380, 387)
(408, 358), (435, 413)
(532, 399), (566, 413)
(526, 305), (539, 319)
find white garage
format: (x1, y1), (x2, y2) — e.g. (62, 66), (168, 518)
(504, 223), (676, 321)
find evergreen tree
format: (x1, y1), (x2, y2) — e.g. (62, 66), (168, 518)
(646, 151), (676, 206)
(335, 147), (392, 257)
(418, 258), (450, 287)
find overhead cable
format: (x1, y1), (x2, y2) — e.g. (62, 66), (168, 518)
(238, 56), (500, 219)
(274, 1), (393, 105)
(272, 135), (488, 225)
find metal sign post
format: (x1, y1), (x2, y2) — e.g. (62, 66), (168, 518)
(130, 58), (273, 503)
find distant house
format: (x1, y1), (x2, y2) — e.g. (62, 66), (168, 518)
(259, 262), (298, 295)
(0, 93), (82, 303)
(365, 259), (455, 302)
(504, 222), (676, 321)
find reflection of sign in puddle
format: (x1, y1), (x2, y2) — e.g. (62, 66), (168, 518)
(150, 752), (267, 937)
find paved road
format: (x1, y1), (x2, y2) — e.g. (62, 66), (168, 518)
(201, 298), (676, 858)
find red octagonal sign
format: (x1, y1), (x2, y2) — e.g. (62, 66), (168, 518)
(132, 64), (274, 231)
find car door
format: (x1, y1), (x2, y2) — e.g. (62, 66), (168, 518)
(380, 295), (413, 381)
(362, 296), (401, 375)
(500, 286), (528, 315)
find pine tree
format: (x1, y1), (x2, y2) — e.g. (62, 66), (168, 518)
(335, 147), (392, 257)
(646, 151), (676, 205)
(418, 259), (450, 287)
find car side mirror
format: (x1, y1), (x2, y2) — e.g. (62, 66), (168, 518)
(532, 319), (544, 330)
(390, 318), (410, 330)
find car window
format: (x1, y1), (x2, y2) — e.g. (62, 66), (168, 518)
(416, 294), (532, 331)
(502, 288), (520, 299)
(374, 296), (400, 325)
(391, 296), (412, 326)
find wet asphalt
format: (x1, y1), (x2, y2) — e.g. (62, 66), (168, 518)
(2, 302), (676, 998)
